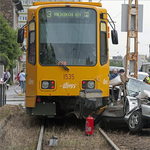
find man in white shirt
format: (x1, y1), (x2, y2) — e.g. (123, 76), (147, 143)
(19, 70), (26, 93)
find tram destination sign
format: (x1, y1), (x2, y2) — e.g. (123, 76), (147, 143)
(46, 10), (90, 18)
(39, 8), (96, 21)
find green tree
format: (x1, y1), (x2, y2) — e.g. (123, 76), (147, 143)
(0, 14), (22, 69)
(109, 60), (123, 67)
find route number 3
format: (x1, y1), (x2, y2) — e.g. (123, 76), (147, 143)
(63, 74), (74, 80)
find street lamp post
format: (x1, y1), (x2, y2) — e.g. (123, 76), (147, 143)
(13, 1), (23, 29)
(13, 2), (19, 30)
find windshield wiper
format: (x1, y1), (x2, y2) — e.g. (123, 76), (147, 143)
(55, 58), (69, 71)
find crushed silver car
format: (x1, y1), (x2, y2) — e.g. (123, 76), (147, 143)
(100, 74), (150, 133)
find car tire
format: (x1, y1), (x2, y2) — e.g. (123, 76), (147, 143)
(128, 111), (144, 133)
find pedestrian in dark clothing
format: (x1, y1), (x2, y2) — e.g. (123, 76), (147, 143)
(110, 69), (118, 80)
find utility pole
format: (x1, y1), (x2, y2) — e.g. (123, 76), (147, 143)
(125, 0), (138, 78)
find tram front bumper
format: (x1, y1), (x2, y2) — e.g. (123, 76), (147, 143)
(26, 102), (56, 117)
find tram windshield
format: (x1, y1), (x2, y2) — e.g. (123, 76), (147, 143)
(39, 8), (96, 66)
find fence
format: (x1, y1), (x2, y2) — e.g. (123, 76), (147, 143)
(0, 83), (6, 107)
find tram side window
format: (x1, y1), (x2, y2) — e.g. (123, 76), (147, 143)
(100, 22), (107, 65)
(28, 22), (36, 65)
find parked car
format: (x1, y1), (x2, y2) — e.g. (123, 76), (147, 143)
(130, 72), (149, 81)
(100, 75), (150, 133)
(140, 62), (150, 73)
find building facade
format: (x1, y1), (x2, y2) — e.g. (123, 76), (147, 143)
(18, 0), (51, 47)
(0, 0), (23, 29)
(17, 0), (52, 77)
(0, 0), (23, 79)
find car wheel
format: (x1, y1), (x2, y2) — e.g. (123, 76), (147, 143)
(128, 111), (144, 133)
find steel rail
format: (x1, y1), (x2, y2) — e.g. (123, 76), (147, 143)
(37, 125), (44, 150)
(99, 127), (120, 150)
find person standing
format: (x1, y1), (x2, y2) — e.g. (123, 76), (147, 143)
(143, 72), (150, 85)
(17, 71), (21, 85)
(119, 69), (125, 75)
(3, 69), (11, 90)
(2, 69), (6, 80)
(19, 70), (26, 93)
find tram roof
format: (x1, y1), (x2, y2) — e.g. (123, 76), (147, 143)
(33, 2), (102, 7)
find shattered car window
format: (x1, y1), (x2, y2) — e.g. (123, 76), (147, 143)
(127, 78), (150, 96)
(138, 74), (148, 81)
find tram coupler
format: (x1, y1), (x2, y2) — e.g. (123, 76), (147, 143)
(79, 89), (103, 118)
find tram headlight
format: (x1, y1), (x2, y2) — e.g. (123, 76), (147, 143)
(41, 81), (49, 89)
(41, 80), (55, 89)
(87, 81), (95, 89)
(82, 80), (95, 89)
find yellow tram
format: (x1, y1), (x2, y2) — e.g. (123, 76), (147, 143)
(17, 1), (118, 118)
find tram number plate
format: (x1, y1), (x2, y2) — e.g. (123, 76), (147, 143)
(63, 74), (74, 80)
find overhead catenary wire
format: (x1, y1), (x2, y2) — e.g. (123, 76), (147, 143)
(113, 12), (121, 19)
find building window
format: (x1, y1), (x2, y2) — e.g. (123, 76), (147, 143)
(18, 16), (20, 21)
(18, 16), (27, 21)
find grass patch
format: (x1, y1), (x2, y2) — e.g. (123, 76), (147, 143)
(0, 105), (12, 120)
(0, 105), (40, 150)
(43, 122), (110, 150)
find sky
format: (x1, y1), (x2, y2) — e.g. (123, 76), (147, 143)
(90, 0), (150, 58)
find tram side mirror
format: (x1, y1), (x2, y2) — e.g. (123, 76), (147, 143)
(111, 29), (118, 44)
(17, 28), (24, 43)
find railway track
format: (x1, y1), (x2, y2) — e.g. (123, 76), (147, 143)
(37, 125), (44, 150)
(99, 127), (120, 150)
(36, 123), (120, 150)
(1, 104), (150, 150)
